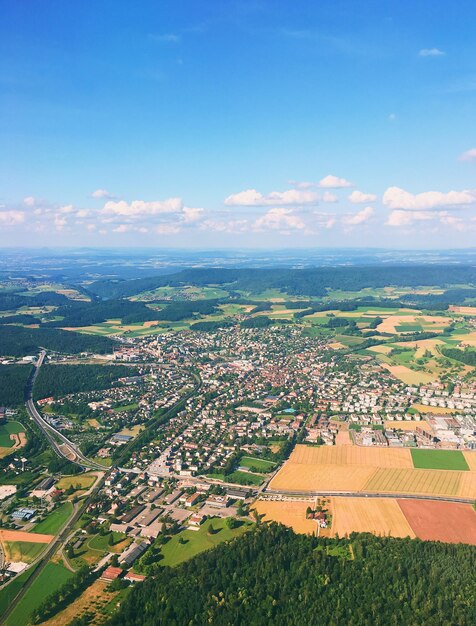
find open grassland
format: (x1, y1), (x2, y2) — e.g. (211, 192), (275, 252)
(32, 501), (73, 535)
(2, 540), (46, 563)
(5, 562), (73, 626)
(410, 449), (469, 471)
(269, 444), (476, 498)
(331, 497), (415, 539)
(40, 579), (115, 626)
(0, 564), (38, 619)
(253, 500), (317, 534)
(159, 518), (252, 567)
(56, 472), (98, 491)
(239, 456), (276, 472)
(398, 499), (476, 545)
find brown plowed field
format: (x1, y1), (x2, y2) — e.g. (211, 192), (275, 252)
(332, 497), (415, 539)
(0, 529), (53, 543)
(398, 500), (476, 545)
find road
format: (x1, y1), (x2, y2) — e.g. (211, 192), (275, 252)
(24, 352), (105, 471)
(261, 489), (475, 504)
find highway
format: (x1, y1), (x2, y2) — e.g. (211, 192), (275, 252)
(24, 352), (105, 471)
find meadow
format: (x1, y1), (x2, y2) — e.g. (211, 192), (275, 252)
(410, 449), (470, 471)
(32, 501), (73, 535)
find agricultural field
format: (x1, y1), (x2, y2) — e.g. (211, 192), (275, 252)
(410, 449), (470, 471)
(2, 540), (46, 563)
(159, 518), (252, 567)
(32, 501), (73, 535)
(397, 500), (476, 545)
(331, 497), (415, 539)
(269, 444), (476, 499)
(5, 562), (73, 626)
(0, 529), (53, 543)
(0, 421), (26, 448)
(253, 500), (317, 534)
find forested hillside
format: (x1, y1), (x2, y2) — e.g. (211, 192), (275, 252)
(107, 525), (476, 626)
(0, 364), (32, 406)
(0, 326), (114, 356)
(87, 265), (476, 299)
(34, 364), (140, 399)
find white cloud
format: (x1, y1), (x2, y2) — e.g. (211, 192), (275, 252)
(156, 224), (181, 235)
(0, 210), (25, 225)
(322, 192), (338, 203)
(200, 219), (249, 234)
(387, 209), (466, 229)
(23, 196), (36, 207)
(348, 190), (377, 203)
(92, 189), (115, 199)
(224, 188), (318, 206)
(182, 207), (204, 223)
(343, 206), (374, 226)
(229, 188), (318, 206)
(54, 215), (67, 231)
(86, 223), (96, 231)
(253, 208), (305, 232)
(383, 186), (475, 210)
(459, 148), (476, 162)
(59, 204), (74, 214)
(113, 224), (149, 234)
(419, 48), (445, 57)
(102, 198), (183, 219)
(318, 174), (352, 188)
(76, 209), (90, 219)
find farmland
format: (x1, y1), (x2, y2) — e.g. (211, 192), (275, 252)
(32, 501), (73, 535)
(253, 500), (318, 534)
(410, 449), (470, 471)
(0, 421), (26, 447)
(56, 472), (98, 492)
(398, 500), (476, 545)
(2, 540), (47, 563)
(269, 444), (476, 499)
(331, 497), (415, 539)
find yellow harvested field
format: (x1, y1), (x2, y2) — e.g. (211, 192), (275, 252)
(383, 363), (435, 384)
(329, 341), (346, 349)
(367, 344), (392, 354)
(449, 305), (476, 315)
(363, 467), (468, 498)
(377, 314), (449, 335)
(288, 444), (413, 468)
(56, 472), (98, 491)
(384, 420), (432, 432)
(332, 497), (415, 539)
(458, 472), (476, 498)
(463, 451), (476, 472)
(270, 464), (377, 492)
(452, 331), (476, 348)
(254, 500), (317, 534)
(41, 579), (116, 626)
(411, 403), (455, 415)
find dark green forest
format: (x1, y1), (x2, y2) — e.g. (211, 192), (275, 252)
(107, 525), (476, 626)
(0, 326), (114, 356)
(87, 265), (476, 299)
(0, 364), (32, 406)
(33, 364), (140, 399)
(441, 346), (476, 366)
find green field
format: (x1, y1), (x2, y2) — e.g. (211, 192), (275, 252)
(5, 562), (73, 626)
(88, 531), (128, 551)
(3, 541), (46, 563)
(226, 470), (264, 486)
(395, 324), (423, 332)
(56, 473), (97, 492)
(32, 501), (73, 535)
(0, 564), (39, 620)
(410, 449), (470, 471)
(0, 421), (25, 447)
(239, 456), (276, 472)
(159, 518), (252, 567)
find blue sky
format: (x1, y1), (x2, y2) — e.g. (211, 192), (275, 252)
(1, 0), (476, 248)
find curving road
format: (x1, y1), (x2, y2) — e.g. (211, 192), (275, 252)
(25, 352), (105, 471)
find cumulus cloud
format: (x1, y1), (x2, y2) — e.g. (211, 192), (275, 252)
(156, 224), (181, 235)
(253, 208), (305, 232)
(318, 174), (352, 188)
(54, 215), (68, 231)
(419, 48), (445, 57)
(59, 204), (74, 214)
(23, 196), (36, 207)
(343, 206), (374, 226)
(101, 198), (183, 219)
(322, 192), (339, 203)
(224, 188), (318, 206)
(387, 209), (466, 229)
(113, 224), (149, 234)
(0, 210), (25, 225)
(459, 148), (476, 162)
(182, 207), (204, 223)
(348, 190), (377, 203)
(91, 189), (116, 199)
(200, 219), (249, 234)
(383, 186), (475, 210)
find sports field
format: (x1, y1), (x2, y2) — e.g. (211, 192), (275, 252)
(332, 497), (415, 539)
(253, 500), (317, 534)
(269, 444), (476, 499)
